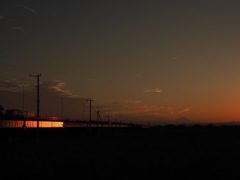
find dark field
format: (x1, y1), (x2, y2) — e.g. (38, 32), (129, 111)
(1, 126), (240, 179)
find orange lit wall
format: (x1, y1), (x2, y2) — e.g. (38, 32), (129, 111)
(0, 120), (63, 128)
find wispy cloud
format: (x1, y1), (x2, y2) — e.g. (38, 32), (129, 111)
(124, 100), (142, 104)
(143, 88), (162, 93)
(135, 73), (142, 77)
(0, 79), (20, 89)
(42, 80), (79, 98)
(109, 101), (190, 118)
(176, 108), (190, 115)
(0, 79), (79, 98)
(0, 79), (31, 92)
(164, 107), (190, 116)
(15, 4), (36, 13)
(12, 26), (25, 31)
(88, 77), (98, 81)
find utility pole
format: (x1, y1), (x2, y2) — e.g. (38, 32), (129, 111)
(61, 96), (64, 118)
(82, 101), (85, 121)
(107, 113), (110, 127)
(30, 73), (41, 128)
(86, 98), (94, 127)
(96, 109), (102, 127)
(22, 85), (25, 112)
(22, 85), (26, 128)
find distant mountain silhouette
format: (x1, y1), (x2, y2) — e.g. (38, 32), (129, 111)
(174, 117), (193, 125)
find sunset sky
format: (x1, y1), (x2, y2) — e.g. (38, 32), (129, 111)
(1, 0), (240, 125)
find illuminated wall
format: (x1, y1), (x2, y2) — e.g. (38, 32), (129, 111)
(0, 120), (63, 128)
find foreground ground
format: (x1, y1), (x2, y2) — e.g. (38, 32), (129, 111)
(1, 126), (240, 179)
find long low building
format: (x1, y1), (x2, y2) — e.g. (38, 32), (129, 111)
(0, 119), (63, 128)
(0, 108), (63, 128)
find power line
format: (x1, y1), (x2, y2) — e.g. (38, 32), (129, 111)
(0, 69), (29, 81)
(0, 60), (39, 90)
(0, 60), (36, 75)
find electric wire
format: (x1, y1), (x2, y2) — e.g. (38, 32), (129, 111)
(0, 60), (39, 91)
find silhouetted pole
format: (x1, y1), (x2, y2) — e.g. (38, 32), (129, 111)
(22, 86), (25, 111)
(61, 96), (64, 118)
(107, 114), (110, 127)
(30, 73), (41, 128)
(87, 98), (94, 127)
(82, 101), (85, 121)
(22, 86), (26, 128)
(96, 109), (102, 127)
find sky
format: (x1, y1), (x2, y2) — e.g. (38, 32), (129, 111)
(1, 0), (240, 125)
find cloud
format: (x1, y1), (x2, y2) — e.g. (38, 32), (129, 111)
(12, 26), (25, 31)
(0, 79), (80, 98)
(15, 4), (36, 13)
(41, 80), (79, 98)
(109, 102), (190, 119)
(164, 107), (190, 116)
(124, 100), (142, 104)
(176, 108), (190, 115)
(135, 73), (142, 77)
(108, 101), (191, 124)
(88, 77), (98, 81)
(0, 79), (28, 92)
(0, 79), (86, 118)
(143, 88), (162, 93)
(0, 16), (4, 20)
